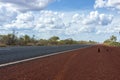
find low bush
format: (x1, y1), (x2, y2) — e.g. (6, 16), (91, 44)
(0, 43), (7, 47)
(109, 42), (120, 47)
(26, 43), (35, 46)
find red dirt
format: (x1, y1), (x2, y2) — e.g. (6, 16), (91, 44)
(0, 45), (120, 80)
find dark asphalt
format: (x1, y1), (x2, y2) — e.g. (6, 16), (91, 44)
(0, 44), (91, 65)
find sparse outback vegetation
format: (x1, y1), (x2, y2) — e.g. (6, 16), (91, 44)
(0, 43), (7, 47)
(103, 35), (120, 47)
(0, 33), (98, 47)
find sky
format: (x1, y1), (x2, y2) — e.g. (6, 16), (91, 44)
(0, 0), (120, 42)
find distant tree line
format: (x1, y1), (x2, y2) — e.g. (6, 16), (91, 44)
(0, 33), (98, 47)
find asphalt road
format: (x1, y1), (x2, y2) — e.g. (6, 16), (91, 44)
(1, 45), (120, 80)
(0, 44), (90, 65)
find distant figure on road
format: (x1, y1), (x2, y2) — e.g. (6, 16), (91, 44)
(106, 49), (109, 52)
(98, 48), (100, 52)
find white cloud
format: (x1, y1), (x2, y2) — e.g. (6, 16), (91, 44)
(71, 13), (83, 24)
(0, 0), (54, 12)
(96, 16), (120, 34)
(83, 11), (113, 26)
(0, 0), (55, 27)
(3, 10), (113, 35)
(94, 0), (120, 11)
(0, 0), (119, 42)
(16, 12), (34, 21)
(2, 10), (98, 35)
(94, 0), (106, 8)
(34, 10), (66, 32)
(0, 9), (118, 41)
(96, 26), (120, 34)
(0, 6), (17, 25)
(4, 12), (34, 30)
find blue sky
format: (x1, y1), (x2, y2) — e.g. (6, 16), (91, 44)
(0, 0), (120, 42)
(47, 0), (95, 11)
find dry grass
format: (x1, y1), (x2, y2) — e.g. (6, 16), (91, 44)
(0, 43), (7, 47)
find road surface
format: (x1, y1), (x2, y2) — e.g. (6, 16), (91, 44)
(0, 45), (120, 80)
(0, 44), (90, 65)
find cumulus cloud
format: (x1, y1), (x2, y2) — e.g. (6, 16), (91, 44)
(2, 10), (98, 35)
(34, 10), (66, 32)
(0, 9), (117, 37)
(71, 13), (83, 24)
(64, 13), (97, 35)
(0, 6), (17, 25)
(4, 12), (34, 30)
(94, 0), (120, 10)
(16, 12), (34, 21)
(96, 26), (120, 34)
(96, 16), (120, 34)
(83, 11), (113, 26)
(0, 0), (54, 12)
(1, 10), (66, 35)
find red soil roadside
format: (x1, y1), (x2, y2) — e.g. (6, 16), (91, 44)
(0, 45), (120, 80)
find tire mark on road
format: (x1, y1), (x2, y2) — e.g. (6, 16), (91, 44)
(53, 52), (78, 80)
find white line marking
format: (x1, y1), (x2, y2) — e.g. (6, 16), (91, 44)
(0, 46), (90, 67)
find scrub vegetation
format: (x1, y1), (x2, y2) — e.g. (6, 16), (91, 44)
(0, 32), (97, 47)
(103, 35), (120, 47)
(0, 31), (120, 47)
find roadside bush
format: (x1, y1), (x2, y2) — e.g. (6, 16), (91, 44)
(103, 35), (120, 47)
(109, 42), (120, 46)
(26, 43), (35, 46)
(0, 43), (7, 47)
(104, 41), (120, 47)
